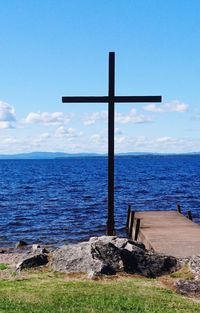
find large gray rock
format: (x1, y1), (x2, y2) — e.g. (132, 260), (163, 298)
(52, 237), (128, 275)
(189, 255), (200, 277)
(121, 248), (178, 278)
(16, 252), (49, 271)
(51, 241), (100, 273)
(175, 279), (200, 295)
(90, 239), (124, 274)
(51, 236), (180, 277)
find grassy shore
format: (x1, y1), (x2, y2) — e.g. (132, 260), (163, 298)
(0, 268), (199, 313)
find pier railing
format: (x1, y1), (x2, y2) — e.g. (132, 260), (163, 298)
(126, 203), (195, 241)
(126, 205), (141, 241)
(176, 203), (193, 221)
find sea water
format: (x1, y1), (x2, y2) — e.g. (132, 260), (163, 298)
(0, 155), (200, 247)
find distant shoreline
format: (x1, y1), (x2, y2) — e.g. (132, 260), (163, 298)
(1, 152), (200, 160)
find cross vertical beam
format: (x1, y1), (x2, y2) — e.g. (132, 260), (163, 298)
(107, 52), (115, 235)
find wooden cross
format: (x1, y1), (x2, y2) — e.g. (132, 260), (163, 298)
(62, 52), (162, 236)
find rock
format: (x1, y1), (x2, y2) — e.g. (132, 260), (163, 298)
(0, 252), (27, 267)
(121, 246), (179, 278)
(51, 236), (180, 278)
(15, 240), (28, 249)
(32, 244), (41, 251)
(175, 279), (200, 295)
(91, 240), (124, 272)
(52, 242), (98, 273)
(32, 245), (49, 254)
(124, 241), (145, 253)
(89, 236), (117, 243)
(189, 255), (200, 277)
(89, 236), (145, 250)
(16, 253), (49, 271)
(110, 237), (128, 249)
(52, 237), (143, 275)
(126, 240), (145, 250)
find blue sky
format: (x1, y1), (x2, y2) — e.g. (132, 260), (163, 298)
(1, 0), (200, 154)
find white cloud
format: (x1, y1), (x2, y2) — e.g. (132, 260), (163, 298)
(25, 111), (71, 125)
(2, 137), (18, 144)
(0, 101), (16, 128)
(116, 108), (152, 124)
(0, 121), (14, 129)
(143, 100), (188, 113)
(55, 126), (79, 139)
(90, 134), (102, 143)
(34, 133), (50, 144)
(83, 111), (107, 126)
(143, 104), (163, 112)
(113, 135), (168, 153)
(156, 136), (172, 143)
(88, 131), (108, 148)
(164, 100), (188, 112)
(39, 132), (50, 140)
(116, 136), (126, 144)
(83, 109), (152, 126)
(113, 134), (195, 154)
(1, 131), (200, 154)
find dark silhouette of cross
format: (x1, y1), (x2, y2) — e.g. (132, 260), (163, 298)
(62, 52), (162, 236)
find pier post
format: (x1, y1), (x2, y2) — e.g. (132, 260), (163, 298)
(134, 218), (141, 241)
(128, 211), (135, 239)
(126, 204), (131, 231)
(176, 204), (181, 214)
(187, 210), (192, 221)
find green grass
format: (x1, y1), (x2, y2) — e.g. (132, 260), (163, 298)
(169, 264), (195, 280)
(0, 270), (199, 313)
(0, 264), (8, 271)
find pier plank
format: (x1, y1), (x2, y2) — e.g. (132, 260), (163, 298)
(132, 211), (200, 258)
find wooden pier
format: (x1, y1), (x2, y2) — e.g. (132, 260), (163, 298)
(127, 210), (200, 258)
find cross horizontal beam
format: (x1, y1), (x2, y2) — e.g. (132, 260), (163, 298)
(62, 96), (161, 103)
